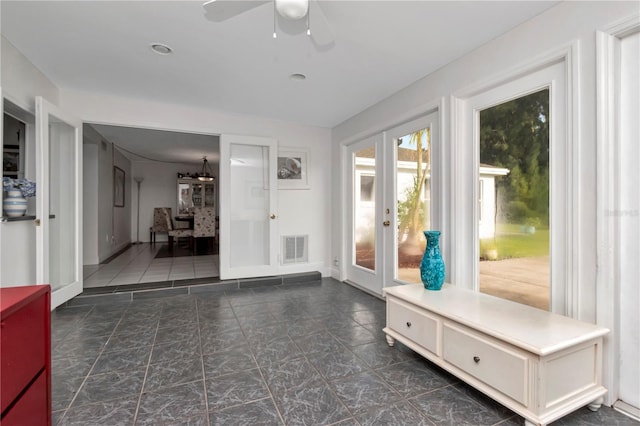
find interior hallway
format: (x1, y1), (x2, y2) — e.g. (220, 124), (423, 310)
(83, 243), (219, 289)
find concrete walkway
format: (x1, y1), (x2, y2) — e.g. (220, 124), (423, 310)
(480, 256), (550, 310)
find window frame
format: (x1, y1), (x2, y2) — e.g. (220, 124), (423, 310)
(451, 50), (577, 316)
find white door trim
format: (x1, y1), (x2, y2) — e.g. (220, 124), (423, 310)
(36, 96), (83, 309)
(451, 43), (578, 317)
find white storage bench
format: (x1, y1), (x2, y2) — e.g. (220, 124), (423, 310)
(383, 283), (609, 426)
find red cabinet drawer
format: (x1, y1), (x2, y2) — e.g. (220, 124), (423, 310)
(1, 370), (49, 426)
(0, 292), (47, 413)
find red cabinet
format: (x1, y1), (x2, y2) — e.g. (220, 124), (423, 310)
(1, 285), (51, 426)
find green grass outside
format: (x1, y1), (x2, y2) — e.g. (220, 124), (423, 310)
(480, 223), (549, 260)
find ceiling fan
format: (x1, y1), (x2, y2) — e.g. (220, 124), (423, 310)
(202, 0), (333, 45)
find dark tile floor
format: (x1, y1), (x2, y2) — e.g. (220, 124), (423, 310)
(51, 278), (638, 426)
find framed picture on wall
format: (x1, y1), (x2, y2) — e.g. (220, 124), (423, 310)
(113, 166), (125, 207)
(3, 145), (20, 177)
(277, 147), (309, 189)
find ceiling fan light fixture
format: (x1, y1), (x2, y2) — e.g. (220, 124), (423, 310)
(275, 0), (309, 20)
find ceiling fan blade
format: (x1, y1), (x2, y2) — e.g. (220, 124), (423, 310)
(308, 0), (333, 47)
(203, 0), (270, 22)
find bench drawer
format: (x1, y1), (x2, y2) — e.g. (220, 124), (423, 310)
(443, 323), (529, 405)
(388, 297), (440, 355)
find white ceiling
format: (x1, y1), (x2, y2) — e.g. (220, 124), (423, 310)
(90, 124), (220, 166)
(1, 1), (559, 163)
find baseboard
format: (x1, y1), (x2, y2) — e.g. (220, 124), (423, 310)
(613, 400), (640, 421)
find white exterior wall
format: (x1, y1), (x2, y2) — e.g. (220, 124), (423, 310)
(478, 177), (496, 240)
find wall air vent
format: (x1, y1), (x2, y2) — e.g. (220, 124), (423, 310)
(282, 235), (308, 264)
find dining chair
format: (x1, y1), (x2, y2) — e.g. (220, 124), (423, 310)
(193, 207), (216, 254)
(163, 207), (193, 252)
(149, 207), (172, 243)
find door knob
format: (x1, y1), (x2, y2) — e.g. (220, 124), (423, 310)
(34, 218), (41, 226)
(270, 214), (276, 219)
(383, 220), (390, 227)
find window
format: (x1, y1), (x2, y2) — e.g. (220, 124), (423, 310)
(478, 89), (550, 310)
(454, 59), (569, 313)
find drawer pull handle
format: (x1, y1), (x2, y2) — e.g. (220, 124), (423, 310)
(406, 321), (412, 327)
(473, 356), (480, 364)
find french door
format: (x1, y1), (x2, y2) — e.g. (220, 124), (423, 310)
(345, 113), (439, 296)
(345, 134), (385, 295)
(35, 97), (83, 309)
(219, 134), (278, 279)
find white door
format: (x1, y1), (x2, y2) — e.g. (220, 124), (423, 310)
(345, 113), (439, 297)
(384, 114), (438, 287)
(345, 134), (385, 295)
(618, 30), (640, 413)
(219, 134), (278, 279)
(36, 97), (83, 309)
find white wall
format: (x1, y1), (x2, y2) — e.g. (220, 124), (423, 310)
(1, 36), (58, 287)
(112, 148), (131, 254)
(60, 89), (333, 275)
(82, 142), (99, 265)
(1, 36), (58, 112)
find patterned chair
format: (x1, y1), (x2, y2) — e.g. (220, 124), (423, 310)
(149, 207), (172, 243)
(163, 208), (193, 252)
(193, 207), (216, 254)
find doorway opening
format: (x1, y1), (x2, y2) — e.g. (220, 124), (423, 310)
(82, 124), (221, 290)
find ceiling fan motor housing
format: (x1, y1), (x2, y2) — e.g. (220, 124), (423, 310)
(276, 0), (309, 20)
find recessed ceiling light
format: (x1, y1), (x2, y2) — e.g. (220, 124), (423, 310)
(150, 43), (173, 55)
(290, 73), (306, 81)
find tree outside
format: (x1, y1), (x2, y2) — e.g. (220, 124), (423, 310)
(396, 128), (431, 281)
(479, 88), (549, 258)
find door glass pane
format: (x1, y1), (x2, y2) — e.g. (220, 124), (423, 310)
(48, 117), (76, 291)
(478, 89), (550, 310)
(396, 128), (431, 284)
(229, 143), (269, 268)
(177, 182), (190, 215)
(354, 147), (376, 271)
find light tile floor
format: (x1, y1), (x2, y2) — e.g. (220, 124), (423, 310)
(51, 278), (638, 426)
(83, 243), (219, 288)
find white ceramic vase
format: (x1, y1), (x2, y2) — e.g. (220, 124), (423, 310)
(3, 189), (28, 217)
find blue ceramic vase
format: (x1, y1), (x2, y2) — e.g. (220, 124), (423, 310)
(420, 230), (445, 291)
